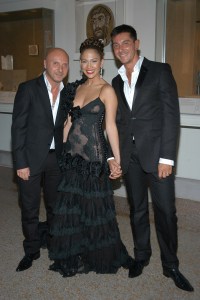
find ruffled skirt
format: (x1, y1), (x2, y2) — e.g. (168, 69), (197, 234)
(48, 153), (133, 276)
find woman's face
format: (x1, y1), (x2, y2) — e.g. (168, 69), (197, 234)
(80, 48), (103, 79)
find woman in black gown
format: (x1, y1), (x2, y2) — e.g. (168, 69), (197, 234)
(49, 38), (133, 277)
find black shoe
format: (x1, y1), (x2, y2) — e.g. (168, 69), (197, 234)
(163, 267), (194, 292)
(49, 261), (78, 278)
(129, 259), (150, 278)
(122, 256), (135, 269)
(49, 261), (61, 272)
(16, 252), (40, 272)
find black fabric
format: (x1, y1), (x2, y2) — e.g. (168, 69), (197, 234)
(49, 85), (132, 275)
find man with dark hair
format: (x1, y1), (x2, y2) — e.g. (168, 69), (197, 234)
(109, 24), (194, 292)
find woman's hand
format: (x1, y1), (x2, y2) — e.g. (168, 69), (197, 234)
(108, 159), (122, 179)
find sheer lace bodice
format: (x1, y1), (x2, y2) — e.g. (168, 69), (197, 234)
(65, 98), (107, 163)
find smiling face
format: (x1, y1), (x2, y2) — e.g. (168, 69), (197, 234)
(44, 48), (69, 85)
(112, 32), (140, 67)
(80, 48), (103, 79)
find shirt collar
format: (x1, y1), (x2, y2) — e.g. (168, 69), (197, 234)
(118, 56), (144, 81)
(43, 71), (64, 92)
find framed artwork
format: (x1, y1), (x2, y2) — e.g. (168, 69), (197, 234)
(74, 0), (124, 60)
(28, 45), (38, 56)
(86, 4), (114, 47)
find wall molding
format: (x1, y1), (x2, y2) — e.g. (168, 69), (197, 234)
(0, 150), (13, 168)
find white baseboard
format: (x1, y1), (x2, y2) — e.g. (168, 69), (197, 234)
(0, 150), (13, 168)
(175, 177), (200, 202)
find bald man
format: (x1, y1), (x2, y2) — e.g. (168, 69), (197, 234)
(12, 48), (69, 271)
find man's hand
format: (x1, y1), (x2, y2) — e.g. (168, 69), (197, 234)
(17, 167), (30, 180)
(108, 159), (122, 179)
(158, 163), (172, 179)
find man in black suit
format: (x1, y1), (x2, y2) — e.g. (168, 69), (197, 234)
(12, 48), (69, 272)
(109, 24), (193, 292)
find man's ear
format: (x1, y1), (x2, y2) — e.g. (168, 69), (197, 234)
(135, 39), (140, 51)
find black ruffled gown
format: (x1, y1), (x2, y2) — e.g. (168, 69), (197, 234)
(49, 80), (133, 277)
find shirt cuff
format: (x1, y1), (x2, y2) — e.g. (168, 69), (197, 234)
(107, 157), (115, 161)
(159, 158), (174, 166)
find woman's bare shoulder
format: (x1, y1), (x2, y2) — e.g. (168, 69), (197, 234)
(99, 82), (117, 106)
(100, 81), (115, 95)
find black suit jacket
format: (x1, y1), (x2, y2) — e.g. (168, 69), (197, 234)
(112, 58), (180, 174)
(12, 75), (66, 176)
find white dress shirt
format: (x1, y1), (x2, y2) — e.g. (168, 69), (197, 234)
(43, 72), (64, 150)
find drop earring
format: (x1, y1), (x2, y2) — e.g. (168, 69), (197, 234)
(100, 67), (103, 78)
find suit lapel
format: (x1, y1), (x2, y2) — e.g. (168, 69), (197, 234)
(55, 87), (65, 126)
(118, 76), (131, 111)
(37, 75), (54, 125)
(117, 59), (148, 112)
(132, 62), (148, 111)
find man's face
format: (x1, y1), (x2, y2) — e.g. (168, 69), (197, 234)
(112, 32), (139, 66)
(44, 49), (69, 85)
(92, 12), (107, 39)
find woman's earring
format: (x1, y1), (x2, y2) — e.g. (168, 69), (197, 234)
(100, 67), (103, 78)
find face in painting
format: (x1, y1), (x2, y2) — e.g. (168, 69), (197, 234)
(92, 12), (108, 40)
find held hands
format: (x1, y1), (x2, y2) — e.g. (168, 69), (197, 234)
(17, 167), (30, 180)
(158, 163), (172, 179)
(108, 159), (122, 180)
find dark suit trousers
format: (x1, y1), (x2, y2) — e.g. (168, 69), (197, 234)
(18, 152), (61, 254)
(124, 142), (179, 268)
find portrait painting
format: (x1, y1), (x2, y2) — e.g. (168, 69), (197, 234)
(86, 4), (115, 46)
